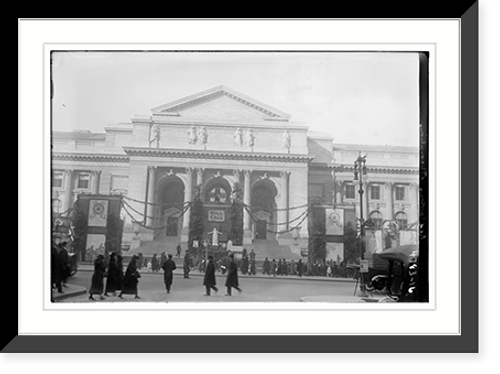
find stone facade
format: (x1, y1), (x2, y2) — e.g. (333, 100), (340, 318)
(51, 85), (419, 257)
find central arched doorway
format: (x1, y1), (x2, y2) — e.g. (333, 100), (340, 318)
(251, 180), (278, 240)
(159, 177), (185, 237)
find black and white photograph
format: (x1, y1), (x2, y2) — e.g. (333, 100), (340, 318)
(49, 49), (428, 305)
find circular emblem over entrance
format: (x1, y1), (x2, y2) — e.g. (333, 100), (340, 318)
(93, 202), (105, 215)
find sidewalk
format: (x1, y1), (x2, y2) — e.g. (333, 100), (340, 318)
(51, 283), (87, 301)
(76, 263), (357, 283)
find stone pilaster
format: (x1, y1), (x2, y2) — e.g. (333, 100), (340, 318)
(181, 167), (193, 241)
(91, 170), (101, 194)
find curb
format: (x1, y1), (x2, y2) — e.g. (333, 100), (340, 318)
(76, 266), (357, 283)
(51, 286), (88, 301)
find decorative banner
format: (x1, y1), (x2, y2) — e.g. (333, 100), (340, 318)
(326, 243), (344, 264)
(208, 210), (225, 222)
(88, 199), (109, 227)
(325, 208), (344, 235)
(365, 230), (383, 254)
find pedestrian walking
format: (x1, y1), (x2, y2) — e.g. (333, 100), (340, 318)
(51, 241), (63, 294)
(161, 254), (177, 294)
(225, 253), (242, 296)
(176, 243), (182, 258)
(203, 255), (218, 296)
(183, 250), (192, 278)
(89, 255), (107, 300)
(297, 259), (303, 277)
(58, 241), (71, 286)
(104, 252), (119, 297)
(119, 255), (141, 299)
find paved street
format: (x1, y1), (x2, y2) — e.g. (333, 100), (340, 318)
(59, 267), (361, 303)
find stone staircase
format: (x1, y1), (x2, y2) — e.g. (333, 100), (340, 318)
(250, 239), (304, 261)
(126, 236), (183, 258)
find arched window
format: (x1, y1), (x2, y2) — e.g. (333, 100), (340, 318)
(395, 211), (408, 230)
(369, 211), (383, 230)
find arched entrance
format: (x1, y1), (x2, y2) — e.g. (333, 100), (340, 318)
(159, 177), (185, 237)
(251, 179), (278, 240)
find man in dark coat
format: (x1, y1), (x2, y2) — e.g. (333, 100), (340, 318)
(225, 253), (242, 296)
(263, 257), (270, 275)
(161, 254), (177, 293)
(203, 255), (218, 296)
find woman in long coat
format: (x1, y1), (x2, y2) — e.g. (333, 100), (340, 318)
(225, 254), (242, 296)
(119, 255), (141, 299)
(89, 255), (106, 300)
(203, 255), (218, 296)
(104, 252), (119, 296)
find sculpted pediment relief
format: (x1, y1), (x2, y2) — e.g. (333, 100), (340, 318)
(151, 85), (290, 122)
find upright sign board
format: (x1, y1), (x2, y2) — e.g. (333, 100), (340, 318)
(74, 194), (122, 257)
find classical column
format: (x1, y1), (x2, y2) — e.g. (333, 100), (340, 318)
(63, 169), (74, 216)
(279, 171), (290, 232)
(196, 168), (204, 189)
(182, 167), (193, 232)
(243, 169), (252, 231)
(91, 170), (101, 194)
(384, 182), (394, 220)
(146, 166), (157, 227)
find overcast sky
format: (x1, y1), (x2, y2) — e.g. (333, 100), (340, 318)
(51, 51), (420, 147)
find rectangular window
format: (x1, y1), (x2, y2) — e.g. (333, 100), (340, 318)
(345, 185), (356, 199)
(77, 173), (90, 189)
(370, 185), (380, 200)
(52, 172), (64, 188)
(395, 186), (406, 201)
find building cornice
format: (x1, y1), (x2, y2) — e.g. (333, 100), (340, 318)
(52, 153), (129, 163)
(310, 163), (419, 175)
(123, 147), (313, 163)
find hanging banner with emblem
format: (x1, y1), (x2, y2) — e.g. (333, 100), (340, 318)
(325, 209), (344, 235)
(88, 199), (109, 227)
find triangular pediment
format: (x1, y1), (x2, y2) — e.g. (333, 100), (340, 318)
(151, 85), (290, 122)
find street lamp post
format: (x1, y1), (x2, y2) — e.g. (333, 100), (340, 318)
(354, 153), (367, 297)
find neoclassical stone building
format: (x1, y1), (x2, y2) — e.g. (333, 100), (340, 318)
(51, 85), (419, 260)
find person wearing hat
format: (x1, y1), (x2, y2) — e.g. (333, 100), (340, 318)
(225, 253), (242, 296)
(119, 255), (141, 300)
(89, 254), (107, 300)
(104, 252), (119, 297)
(161, 253), (177, 294)
(203, 255), (218, 296)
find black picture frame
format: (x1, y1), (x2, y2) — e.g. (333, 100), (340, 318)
(12, 8), (479, 353)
